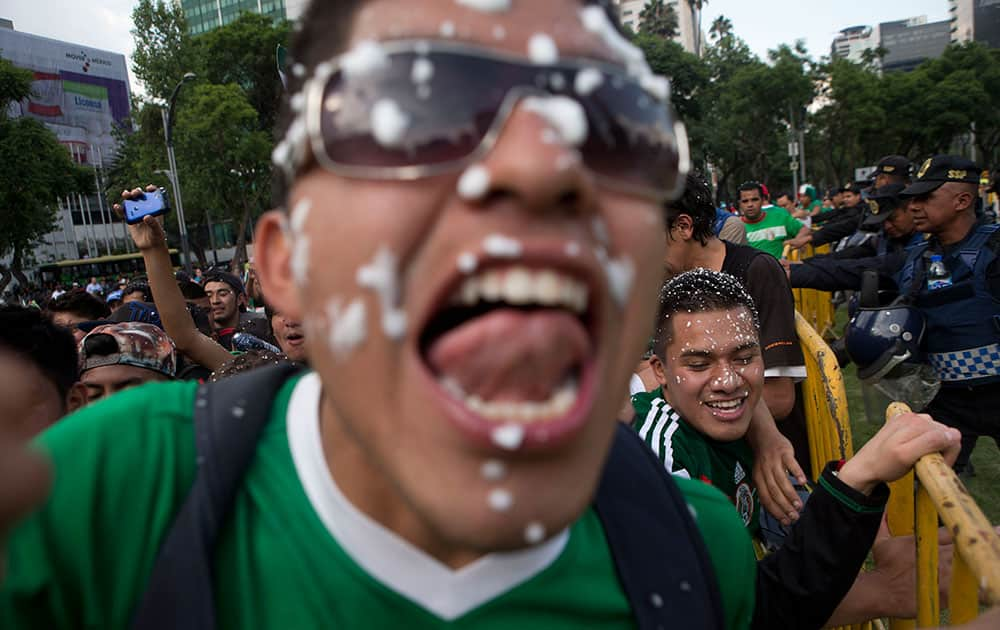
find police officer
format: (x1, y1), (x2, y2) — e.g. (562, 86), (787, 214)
(787, 181), (876, 252)
(869, 155), (912, 190)
(783, 184), (919, 291)
(890, 155), (1000, 472)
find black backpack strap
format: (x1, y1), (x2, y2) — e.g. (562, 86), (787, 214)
(594, 424), (725, 630)
(130, 363), (302, 630)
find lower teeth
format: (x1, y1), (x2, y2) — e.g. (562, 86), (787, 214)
(441, 378), (579, 423)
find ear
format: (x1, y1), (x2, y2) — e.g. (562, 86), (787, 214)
(671, 214), (694, 242)
(65, 382), (88, 414)
(254, 210), (303, 321)
(648, 353), (669, 387)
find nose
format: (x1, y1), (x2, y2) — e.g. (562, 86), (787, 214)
(469, 95), (598, 218)
(709, 362), (743, 393)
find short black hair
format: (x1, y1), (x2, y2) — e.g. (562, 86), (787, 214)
(653, 269), (759, 360)
(46, 289), (110, 320)
(776, 191), (793, 201)
(122, 281), (153, 303)
(663, 172), (716, 245)
(738, 181), (764, 197)
(0, 304), (79, 404)
(178, 280), (207, 300)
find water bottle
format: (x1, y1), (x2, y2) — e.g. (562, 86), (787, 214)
(926, 255), (952, 290)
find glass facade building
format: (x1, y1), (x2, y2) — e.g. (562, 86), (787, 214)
(181, 0), (287, 35)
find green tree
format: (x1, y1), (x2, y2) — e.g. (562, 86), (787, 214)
(130, 0), (198, 100)
(0, 60), (92, 288)
(639, 0), (679, 40)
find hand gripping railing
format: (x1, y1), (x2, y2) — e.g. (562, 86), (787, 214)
(885, 402), (1000, 628)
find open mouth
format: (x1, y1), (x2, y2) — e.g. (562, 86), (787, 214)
(285, 331), (305, 345)
(418, 260), (600, 449)
(703, 394), (749, 420)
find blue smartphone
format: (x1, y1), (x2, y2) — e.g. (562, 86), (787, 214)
(123, 189), (170, 224)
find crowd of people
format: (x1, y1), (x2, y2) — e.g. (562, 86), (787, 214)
(1, 0), (998, 628)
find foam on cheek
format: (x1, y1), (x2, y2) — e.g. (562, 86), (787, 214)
(524, 522), (546, 545)
(492, 25), (506, 40)
(488, 488), (514, 512)
(457, 252), (478, 274)
(591, 217), (610, 247)
(357, 247), (407, 340)
(288, 198), (313, 286)
(604, 257), (635, 308)
(457, 164), (491, 201)
(455, 0), (511, 12)
(440, 21), (456, 37)
(325, 298), (368, 358)
(528, 33), (559, 64)
(522, 96), (588, 147)
(481, 459), (506, 480)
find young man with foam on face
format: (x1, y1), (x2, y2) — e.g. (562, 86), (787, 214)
(0, 2), (966, 629)
(633, 269), (967, 626)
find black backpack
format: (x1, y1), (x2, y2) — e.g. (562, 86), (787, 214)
(130, 365), (725, 630)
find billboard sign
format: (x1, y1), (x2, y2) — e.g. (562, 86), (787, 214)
(0, 29), (132, 165)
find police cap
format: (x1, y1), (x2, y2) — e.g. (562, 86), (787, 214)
(902, 155), (981, 197)
(862, 183), (907, 227)
(872, 155), (912, 179)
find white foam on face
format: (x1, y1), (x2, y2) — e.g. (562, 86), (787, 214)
(483, 234), (523, 258)
(492, 25), (507, 40)
(371, 99), (410, 148)
(604, 257), (635, 308)
(326, 298), (368, 358)
(457, 252), (478, 274)
(578, 6), (672, 104)
(357, 247), (407, 340)
(549, 72), (566, 90)
(291, 63), (306, 78)
(416, 84), (432, 100)
(524, 521), (546, 544)
(527, 33), (559, 65)
(340, 40), (390, 79)
(591, 217), (610, 246)
(457, 164), (491, 200)
(565, 241), (581, 257)
(540, 128), (559, 145)
(455, 0), (511, 12)
(481, 459), (506, 481)
(522, 96), (588, 147)
(289, 91), (306, 113)
(411, 57), (434, 84)
(491, 423), (525, 450)
(574, 67), (604, 96)
(488, 488), (514, 512)
(290, 198), (312, 234)
(555, 151), (580, 171)
(440, 20), (456, 37)
(291, 236), (311, 286)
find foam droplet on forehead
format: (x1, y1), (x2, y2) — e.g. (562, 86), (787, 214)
(454, 0), (511, 12)
(339, 39), (390, 79)
(521, 96), (588, 147)
(528, 33), (559, 65)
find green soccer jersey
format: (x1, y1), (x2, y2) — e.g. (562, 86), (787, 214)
(631, 388), (760, 537)
(742, 208), (804, 259)
(1, 372), (756, 629)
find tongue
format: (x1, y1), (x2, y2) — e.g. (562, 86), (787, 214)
(426, 309), (591, 402)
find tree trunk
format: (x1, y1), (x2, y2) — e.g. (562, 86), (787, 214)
(230, 203), (253, 274)
(11, 245), (29, 289)
(0, 264), (12, 295)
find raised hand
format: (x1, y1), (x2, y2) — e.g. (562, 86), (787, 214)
(112, 185), (167, 251)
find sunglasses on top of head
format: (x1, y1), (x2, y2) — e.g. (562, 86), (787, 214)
(293, 39), (688, 201)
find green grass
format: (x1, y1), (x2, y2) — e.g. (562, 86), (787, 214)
(834, 307), (1000, 523)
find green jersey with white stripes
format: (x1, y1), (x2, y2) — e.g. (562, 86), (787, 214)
(631, 387), (760, 535)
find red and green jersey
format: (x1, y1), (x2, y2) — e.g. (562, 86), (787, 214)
(1, 373), (757, 629)
(631, 387), (760, 537)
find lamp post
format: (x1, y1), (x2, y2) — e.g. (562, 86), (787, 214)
(161, 72), (197, 274)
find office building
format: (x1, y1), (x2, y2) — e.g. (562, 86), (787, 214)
(613, 0), (705, 56)
(831, 25), (879, 63)
(0, 25), (133, 263)
(879, 16), (951, 73)
(181, 0), (287, 35)
(950, 0), (1000, 48)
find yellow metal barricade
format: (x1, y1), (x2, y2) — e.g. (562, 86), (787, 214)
(795, 312), (880, 630)
(795, 311), (854, 476)
(783, 243), (837, 339)
(885, 402), (1000, 628)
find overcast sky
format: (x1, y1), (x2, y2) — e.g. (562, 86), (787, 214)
(3, 0), (952, 96)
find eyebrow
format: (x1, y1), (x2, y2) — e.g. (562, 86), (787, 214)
(678, 342), (759, 358)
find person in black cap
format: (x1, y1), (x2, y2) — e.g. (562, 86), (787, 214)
(870, 155), (912, 189)
(202, 269), (248, 350)
(787, 181), (873, 250)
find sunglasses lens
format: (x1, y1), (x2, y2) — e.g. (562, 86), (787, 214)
(316, 47), (681, 196)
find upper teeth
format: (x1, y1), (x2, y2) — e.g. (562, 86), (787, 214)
(706, 398), (744, 410)
(452, 266), (588, 313)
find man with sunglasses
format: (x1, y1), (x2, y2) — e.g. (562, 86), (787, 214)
(0, 4), (967, 630)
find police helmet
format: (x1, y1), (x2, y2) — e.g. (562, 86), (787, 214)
(845, 300), (925, 381)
